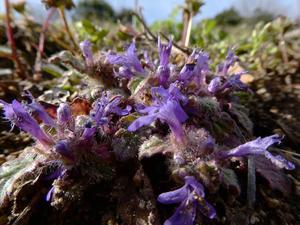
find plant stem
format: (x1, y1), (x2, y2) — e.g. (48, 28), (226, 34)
(132, 12), (192, 55)
(181, 6), (193, 47)
(34, 7), (56, 78)
(4, 0), (24, 78)
(247, 156), (256, 209)
(59, 7), (78, 50)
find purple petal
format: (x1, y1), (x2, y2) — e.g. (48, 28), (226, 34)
(158, 100), (187, 142)
(218, 49), (238, 76)
(90, 94), (109, 126)
(1, 100), (53, 147)
(264, 152), (295, 170)
(151, 86), (170, 103)
(55, 140), (74, 160)
(185, 176), (205, 198)
(82, 127), (97, 139)
(24, 91), (55, 127)
(168, 83), (188, 105)
(156, 65), (170, 86)
(80, 39), (94, 68)
(197, 200), (217, 219)
(107, 53), (127, 65)
(194, 51), (209, 74)
(107, 42), (145, 77)
(126, 42), (145, 74)
(157, 185), (188, 204)
(222, 72), (249, 91)
(46, 186), (55, 202)
(128, 114), (157, 132)
(218, 135), (295, 170)
(164, 198), (196, 225)
(179, 64), (194, 84)
(208, 77), (222, 93)
(144, 51), (155, 70)
(158, 36), (172, 66)
(179, 50), (209, 88)
(117, 66), (134, 79)
(57, 103), (72, 124)
(137, 105), (159, 114)
(218, 135), (282, 158)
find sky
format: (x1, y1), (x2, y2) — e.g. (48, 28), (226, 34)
(0, 0), (299, 24)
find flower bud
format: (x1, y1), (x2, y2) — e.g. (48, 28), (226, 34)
(57, 103), (71, 124)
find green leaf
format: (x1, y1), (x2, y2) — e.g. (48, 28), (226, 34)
(42, 63), (64, 77)
(0, 149), (38, 204)
(127, 77), (144, 94)
(221, 168), (241, 195)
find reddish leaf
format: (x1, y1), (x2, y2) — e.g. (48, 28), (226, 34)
(39, 101), (57, 118)
(70, 98), (91, 116)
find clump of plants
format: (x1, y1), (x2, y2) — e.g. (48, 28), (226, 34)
(0, 37), (295, 225)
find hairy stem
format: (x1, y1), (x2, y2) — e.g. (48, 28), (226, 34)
(34, 7), (56, 78)
(59, 7), (78, 50)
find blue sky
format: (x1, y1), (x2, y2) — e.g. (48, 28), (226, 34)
(0, 0), (299, 24)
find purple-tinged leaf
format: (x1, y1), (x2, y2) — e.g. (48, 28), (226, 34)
(255, 157), (292, 196)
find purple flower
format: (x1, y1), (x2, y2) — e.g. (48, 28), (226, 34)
(179, 50), (210, 88)
(23, 91), (55, 127)
(128, 84), (188, 142)
(208, 77), (222, 93)
(82, 93), (131, 137)
(107, 42), (145, 78)
(46, 186), (55, 202)
(156, 37), (172, 85)
(144, 51), (155, 71)
(0, 100), (53, 147)
(158, 36), (172, 66)
(217, 49), (238, 76)
(90, 93), (131, 127)
(158, 176), (216, 225)
(45, 167), (65, 202)
(80, 39), (94, 69)
(208, 72), (250, 94)
(217, 135), (295, 170)
(57, 103), (72, 124)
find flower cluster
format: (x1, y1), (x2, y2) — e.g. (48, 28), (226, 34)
(0, 37), (296, 225)
(0, 91), (131, 201)
(107, 42), (146, 79)
(103, 37), (295, 225)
